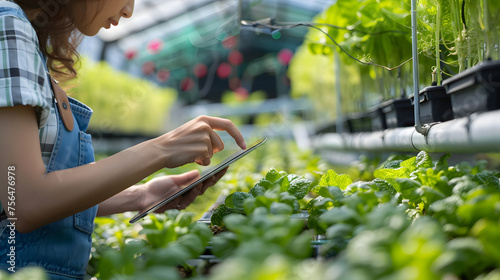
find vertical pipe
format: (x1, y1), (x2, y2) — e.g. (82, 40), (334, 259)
(335, 51), (343, 134)
(412, 0), (429, 135)
(435, 1), (442, 85)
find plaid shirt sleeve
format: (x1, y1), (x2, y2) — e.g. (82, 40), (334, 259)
(0, 12), (52, 128)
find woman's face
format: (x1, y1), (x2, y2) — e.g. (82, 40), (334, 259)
(67, 0), (135, 36)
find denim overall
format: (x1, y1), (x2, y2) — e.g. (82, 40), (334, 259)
(0, 3), (98, 279)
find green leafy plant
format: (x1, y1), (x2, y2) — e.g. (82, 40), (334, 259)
(211, 168), (313, 227)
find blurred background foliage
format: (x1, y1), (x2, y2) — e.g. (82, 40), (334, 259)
(64, 59), (177, 135)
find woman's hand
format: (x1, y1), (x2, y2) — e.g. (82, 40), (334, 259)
(156, 116), (246, 168)
(139, 168), (228, 213)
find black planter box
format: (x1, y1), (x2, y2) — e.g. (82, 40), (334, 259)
(346, 112), (372, 133)
(443, 60), (500, 118)
(315, 119), (350, 134)
(380, 98), (415, 128)
(368, 106), (387, 131)
(410, 85), (454, 123)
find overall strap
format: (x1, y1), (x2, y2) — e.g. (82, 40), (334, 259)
(49, 76), (74, 131)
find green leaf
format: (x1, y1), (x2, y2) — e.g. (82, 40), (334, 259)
(286, 231), (313, 259)
(211, 204), (240, 227)
(372, 179), (397, 195)
(278, 192), (299, 212)
(243, 197), (258, 215)
(428, 195), (464, 223)
(280, 175), (291, 192)
(435, 153), (450, 172)
(135, 266), (181, 280)
(288, 178), (312, 199)
(265, 169), (283, 183)
(140, 219), (177, 248)
(416, 151), (433, 168)
(174, 211), (194, 228)
(8, 268), (48, 280)
(223, 213), (248, 231)
(326, 223), (353, 239)
(177, 233), (205, 258)
(188, 222), (212, 245)
(451, 175), (479, 196)
(210, 232), (239, 259)
(433, 237), (488, 276)
(393, 178), (421, 203)
(319, 206), (362, 227)
(270, 202), (294, 215)
(473, 172), (500, 189)
(225, 192), (253, 212)
(457, 193), (500, 226)
(318, 170), (353, 190)
(98, 249), (123, 279)
(417, 186), (446, 207)
(255, 195), (276, 209)
(256, 179), (273, 190)
(249, 185), (266, 197)
(382, 160), (403, 169)
(399, 156), (417, 171)
(471, 219), (500, 267)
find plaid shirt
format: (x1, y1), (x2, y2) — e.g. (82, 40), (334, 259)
(0, 1), (57, 167)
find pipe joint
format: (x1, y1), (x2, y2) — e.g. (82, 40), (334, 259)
(415, 124), (430, 136)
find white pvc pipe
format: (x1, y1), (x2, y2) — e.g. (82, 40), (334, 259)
(313, 110), (500, 153)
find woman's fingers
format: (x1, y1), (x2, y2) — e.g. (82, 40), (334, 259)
(209, 130), (224, 154)
(170, 170), (200, 186)
(149, 167), (229, 213)
(201, 116), (246, 150)
(161, 116), (246, 168)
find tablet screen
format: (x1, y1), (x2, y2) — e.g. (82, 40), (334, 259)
(129, 138), (267, 223)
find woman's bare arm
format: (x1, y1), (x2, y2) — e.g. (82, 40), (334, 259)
(0, 105), (244, 232)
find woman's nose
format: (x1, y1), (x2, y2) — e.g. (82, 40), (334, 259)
(121, 0), (135, 18)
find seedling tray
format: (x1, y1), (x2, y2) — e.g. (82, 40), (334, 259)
(410, 85), (453, 123)
(443, 60), (500, 118)
(380, 98), (415, 128)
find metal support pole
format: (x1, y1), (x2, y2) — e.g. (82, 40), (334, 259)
(335, 51), (343, 134)
(411, 0), (429, 135)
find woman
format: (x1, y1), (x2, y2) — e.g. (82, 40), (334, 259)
(0, 0), (246, 279)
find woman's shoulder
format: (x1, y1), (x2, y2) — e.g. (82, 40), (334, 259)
(0, 2), (52, 128)
(0, 2), (39, 45)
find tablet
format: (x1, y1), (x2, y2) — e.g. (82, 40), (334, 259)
(129, 138), (268, 223)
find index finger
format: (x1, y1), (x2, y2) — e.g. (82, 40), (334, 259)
(203, 116), (246, 150)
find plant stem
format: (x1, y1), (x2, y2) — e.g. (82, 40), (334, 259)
(436, 1), (442, 85)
